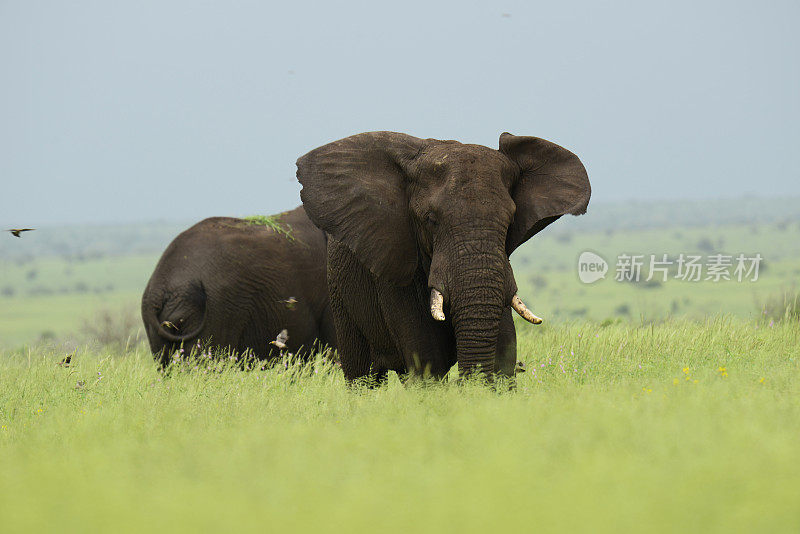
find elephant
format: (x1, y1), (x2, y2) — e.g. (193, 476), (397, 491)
(296, 131), (590, 382)
(141, 206), (336, 366)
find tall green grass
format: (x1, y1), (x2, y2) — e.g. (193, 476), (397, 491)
(1, 318), (799, 532)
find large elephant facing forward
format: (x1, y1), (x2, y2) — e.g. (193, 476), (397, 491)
(141, 206), (335, 366)
(296, 132), (590, 381)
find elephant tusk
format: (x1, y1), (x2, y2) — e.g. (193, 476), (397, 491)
(430, 288), (446, 321)
(511, 294), (543, 325)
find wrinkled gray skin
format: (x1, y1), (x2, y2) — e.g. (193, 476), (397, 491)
(297, 132), (590, 382)
(141, 207), (336, 366)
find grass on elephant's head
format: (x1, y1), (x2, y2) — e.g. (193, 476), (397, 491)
(241, 214), (294, 240)
(1, 318), (799, 532)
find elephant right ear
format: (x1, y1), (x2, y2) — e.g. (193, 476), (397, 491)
(500, 133), (591, 255)
(296, 131), (427, 284)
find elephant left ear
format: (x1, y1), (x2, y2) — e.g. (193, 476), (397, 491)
(499, 133), (591, 255)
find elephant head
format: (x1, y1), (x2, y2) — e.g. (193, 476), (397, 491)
(297, 131), (590, 376)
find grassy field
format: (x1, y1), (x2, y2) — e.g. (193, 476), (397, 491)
(1, 319), (798, 532)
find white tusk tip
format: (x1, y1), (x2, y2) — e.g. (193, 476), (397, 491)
(430, 288), (446, 321)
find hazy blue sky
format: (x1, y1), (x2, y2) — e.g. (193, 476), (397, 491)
(1, 1), (798, 226)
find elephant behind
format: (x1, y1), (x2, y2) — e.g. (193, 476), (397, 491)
(141, 206), (335, 365)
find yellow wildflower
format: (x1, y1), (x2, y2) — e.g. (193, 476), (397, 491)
(682, 367), (690, 374)
(759, 377), (766, 384)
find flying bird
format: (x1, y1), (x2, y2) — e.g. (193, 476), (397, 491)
(7, 228), (35, 238)
(270, 329), (289, 350)
(57, 354), (72, 367)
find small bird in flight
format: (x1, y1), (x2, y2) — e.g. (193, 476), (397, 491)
(57, 354), (72, 367)
(7, 228), (35, 238)
(270, 329), (289, 350)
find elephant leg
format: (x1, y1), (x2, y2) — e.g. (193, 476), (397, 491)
(366, 359), (389, 388)
(495, 307), (517, 378)
(326, 250), (378, 381)
(329, 289), (373, 381)
(318, 304), (338, 355)
(376, 275), (455, 379)
(327, 239), (398, 383)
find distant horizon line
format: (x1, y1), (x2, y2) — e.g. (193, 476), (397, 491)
(5, 193), (799, 229)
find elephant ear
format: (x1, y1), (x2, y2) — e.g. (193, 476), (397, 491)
(499, 133), (591, 255)
(296, 131), (427, 284)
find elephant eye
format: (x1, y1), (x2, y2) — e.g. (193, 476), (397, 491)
(424, 212), (438, 228)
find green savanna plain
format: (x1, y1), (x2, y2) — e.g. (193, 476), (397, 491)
(1, 321), (798, 532)
(1, 199), (799, 531)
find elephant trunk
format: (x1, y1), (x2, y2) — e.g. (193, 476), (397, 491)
(446, 230), (508, 377)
